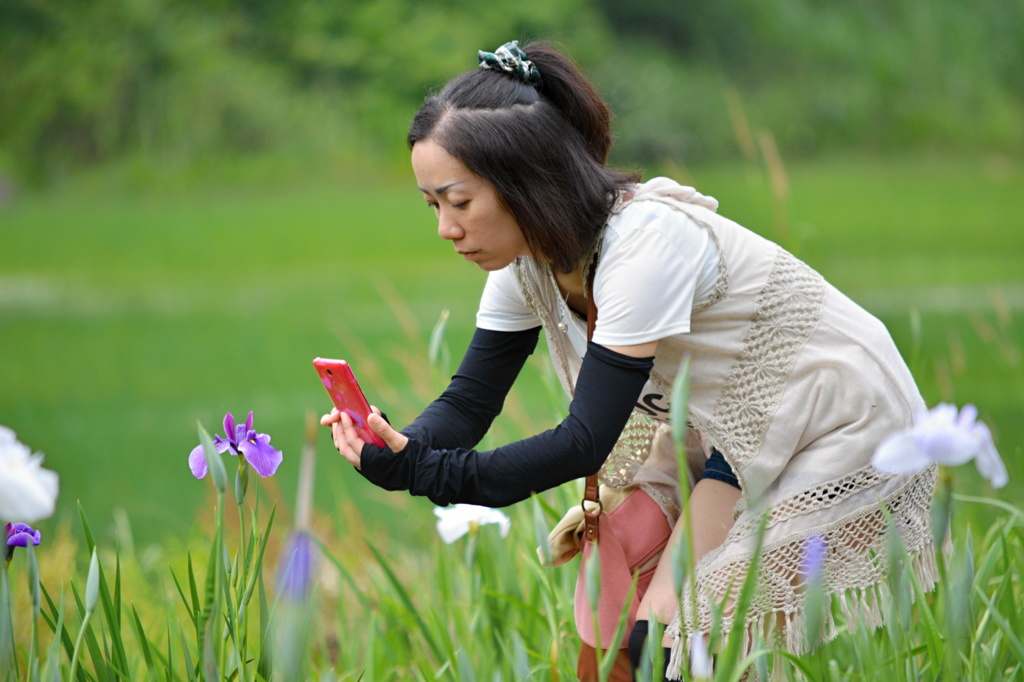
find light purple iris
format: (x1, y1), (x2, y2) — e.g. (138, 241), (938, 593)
(188, 411), (283, 479)
(801, 534), (827, 584)
(277, 529), (315, 600)
(872, 403), (1007, 488)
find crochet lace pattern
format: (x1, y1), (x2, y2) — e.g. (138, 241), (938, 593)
(665, 465), (939, 679)
(690, 247), (827, 488)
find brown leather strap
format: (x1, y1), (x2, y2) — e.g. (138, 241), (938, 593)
(582, 260), (601, 543)
(582, 475), (602, 542)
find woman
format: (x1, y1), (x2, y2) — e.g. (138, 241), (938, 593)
(322, 40), (939, 681)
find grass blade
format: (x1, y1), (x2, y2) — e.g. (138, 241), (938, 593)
(312, 538), (371, 611)
(167, 567), (196, 627)
(40, 582), (77, 662)
(975, 585), (1024, 662)
(365, 543), (444, 663)
(130, 604), (156, 678)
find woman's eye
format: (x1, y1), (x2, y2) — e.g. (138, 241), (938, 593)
(451, 201), (468, 209)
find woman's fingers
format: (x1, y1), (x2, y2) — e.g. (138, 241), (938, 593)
(326, 412), (364, 468)
(368, 407), (409, 452)
(320, 407), (342, 426)
(321, 407), (407, 469)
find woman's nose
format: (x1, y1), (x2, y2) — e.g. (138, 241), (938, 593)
(437, 214), (464, 241)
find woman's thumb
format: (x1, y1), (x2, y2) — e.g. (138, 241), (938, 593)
(368, 411), (408, 452)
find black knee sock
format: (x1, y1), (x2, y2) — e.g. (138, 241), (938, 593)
(628, 620), (647, 672)
(627, 620), (673, 681)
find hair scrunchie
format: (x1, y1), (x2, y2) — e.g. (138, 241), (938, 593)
(477, 40), (542, 86)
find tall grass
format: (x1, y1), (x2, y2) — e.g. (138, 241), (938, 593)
(3, 300), (1022, 681)
(4, 290), (1023, 680)
(3, 451), (1022, 679)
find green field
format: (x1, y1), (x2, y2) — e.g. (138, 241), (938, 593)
(1, 153), (1022, 548)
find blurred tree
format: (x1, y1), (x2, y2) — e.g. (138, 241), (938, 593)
(590, 0), (1024, 162)
(1, 0), (1021, 185)
(0, 0), (610, 185)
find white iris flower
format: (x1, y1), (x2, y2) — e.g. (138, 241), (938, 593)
(688, 634), (713, 680)
(872, 404), (1007, 488)
(0, 425), (60, 522)
(433, 504), (511, 544)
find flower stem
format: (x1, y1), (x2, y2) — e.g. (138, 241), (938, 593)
(27, 544), (40, 682)
(70, 549), (100, 682)
(68, 611), (93, 682)
(1, 561), (19, 681)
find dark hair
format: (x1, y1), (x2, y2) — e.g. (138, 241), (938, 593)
(407, 41), (640, 273)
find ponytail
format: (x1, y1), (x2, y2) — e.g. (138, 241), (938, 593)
(525, 42), (614, 164)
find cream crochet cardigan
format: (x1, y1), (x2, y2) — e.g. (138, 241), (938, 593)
(517, 178), (939, 678)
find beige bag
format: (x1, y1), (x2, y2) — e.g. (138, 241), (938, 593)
(541, 423), (710, 568)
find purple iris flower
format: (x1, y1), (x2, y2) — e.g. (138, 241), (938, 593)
(801, 534), (828, 584)
(5, 522), (41, 562)
(6, 522), (41, 548)
(188, 411), (283, 479)
(277, 529), (315, 600)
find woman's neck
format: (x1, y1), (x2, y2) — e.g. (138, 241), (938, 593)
(553, 265), (587, 317)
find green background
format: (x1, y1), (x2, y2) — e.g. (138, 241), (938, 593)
(1, 0), (1022, 547)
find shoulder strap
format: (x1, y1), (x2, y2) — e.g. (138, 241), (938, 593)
(583, 263), (601, 543)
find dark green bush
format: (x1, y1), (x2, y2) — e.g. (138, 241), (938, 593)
(2, 0), (1021, 186)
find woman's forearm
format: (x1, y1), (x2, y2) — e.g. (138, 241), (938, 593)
(401, 326), (541, 448)
(362, 342), (654, 506)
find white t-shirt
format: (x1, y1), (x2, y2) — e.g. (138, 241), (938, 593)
(476, 199), (720, 347)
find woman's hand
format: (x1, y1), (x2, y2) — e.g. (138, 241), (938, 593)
(319, 407), (410, 469)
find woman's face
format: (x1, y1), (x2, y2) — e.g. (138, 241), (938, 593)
(411, 139), (533, 271)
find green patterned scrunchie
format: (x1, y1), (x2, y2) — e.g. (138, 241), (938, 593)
(478, 40), (542, 86)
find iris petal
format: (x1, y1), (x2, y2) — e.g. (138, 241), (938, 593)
(972, 424), (1008, 489)
(956, 404), (979, 430)
(238, 432), (283, 477)
(872, 432), (933, 474)
(432, 504), (511, 543)
(874, 403), (1009, 489)
(189, 444), (208, 478)
(919, 403), (958, 428)
(801, 534), (828, 583)
(277, 530), (314, 599)
(914, 427), (977, 465)
(6, 523), (41, 547)
(0, 429), (59, 522)
(435, 517), (470, 544)
(223, 413), (237, 438)
(0, 459), (59, 522)
(689, 633), (714, 680)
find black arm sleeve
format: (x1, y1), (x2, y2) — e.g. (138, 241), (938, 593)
(359, 342), (654, 507)
(401, 326), (541, 449)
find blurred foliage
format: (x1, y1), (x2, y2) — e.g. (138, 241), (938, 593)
(0, 0), (608, 185)
(1, 0), (1022, 186)
(594, 0), (1024, 164)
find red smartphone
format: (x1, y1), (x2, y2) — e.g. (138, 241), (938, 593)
(313, 358), (387, 447)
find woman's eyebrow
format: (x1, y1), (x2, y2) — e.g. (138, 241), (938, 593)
(419, 181), (464, 195)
